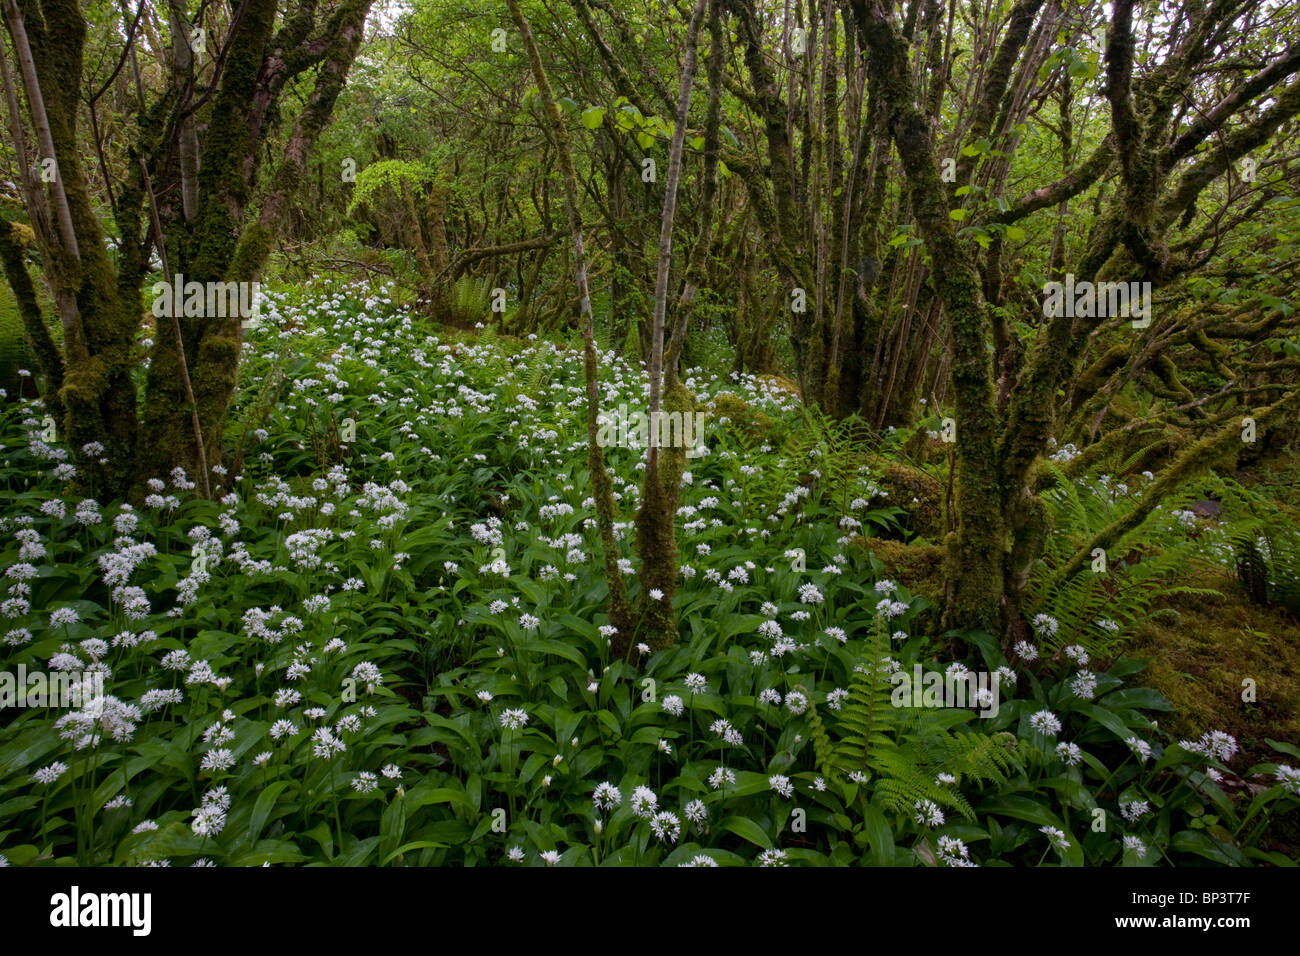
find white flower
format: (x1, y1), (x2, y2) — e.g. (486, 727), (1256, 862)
(1276, 765), (1300, 795)
(1122, 835), (1147, 858)
(1120, 800), (1150, 822)
(649, 811), (681, 843)
(662, 694), (684, 717)
(684, 673), (707, 694)
(684, 799), (707, 827)
(914, 799), (945, 828)
(540, 849), (561, 866)
(937, 835), (975, 867)
(769, 774), (793, 798)
(1070, 670), (1097, 700)
(798, 583), (823, 604)
(1029, 710), (1062, 737)
(1126, 736), (1153, 762)
(593, 782), (622, 811)
(1040, 825), (1070, 852)
(200, 748), (234, 772)
(499, 708), (529, 730)
(630, 785), (658, 818)
(1055, 741), (1083, 766)
(784, 691), (808, 715)
(1013, 640), (1038, 661)
(33, 761), (68, 784)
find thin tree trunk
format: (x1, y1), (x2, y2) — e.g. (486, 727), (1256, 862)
(505, 0), (633, 648)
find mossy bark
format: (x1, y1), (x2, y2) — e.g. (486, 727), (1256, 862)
(0, 218), (63, 419)
(854, 0), (1006, 636)
(506, 0), (633, 651)
(16, 0), (139, 495)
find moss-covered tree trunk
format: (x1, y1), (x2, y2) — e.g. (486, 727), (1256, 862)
(854, 0), (1007, 636)
(506, 0), (634, 650)
(6, 0), (140, 494)
(137, 0), (373, 492)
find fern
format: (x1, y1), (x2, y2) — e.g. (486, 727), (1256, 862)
(794, 683), (836, 782)
(826, 617), (1020, 821)
(1026, 460), (1219, 655)
(748, 403), (875, 519)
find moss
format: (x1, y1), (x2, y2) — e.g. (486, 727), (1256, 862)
(876, 460), (944, 539)
(706, 392), (778, 445)
(631, 380), (696, 654)
(1132, 565), (1300, 766)
(854, 537), (944, 633)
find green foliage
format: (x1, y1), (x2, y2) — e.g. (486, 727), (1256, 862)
(445, 275), (495, 327)
(347, 160), (439, 216)
(0, 283), (33, 398)
(1026, 461), (1220, 655)
(0, 286), (1295, 868)
(830, 616), (1019, 822)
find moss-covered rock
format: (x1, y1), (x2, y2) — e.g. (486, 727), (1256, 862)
(875, 460), (945, 540)
(706, 391), (778, 445)
(853, 536), (945, 605)
(1132, 565), (1300, 767)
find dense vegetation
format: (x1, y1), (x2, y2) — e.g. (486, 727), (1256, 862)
(1, 0), (1298, 867)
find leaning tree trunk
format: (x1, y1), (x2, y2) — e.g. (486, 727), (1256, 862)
(505, 0), (634, 648)
(636, 0), (710, 653)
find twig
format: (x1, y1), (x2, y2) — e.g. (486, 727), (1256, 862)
(138, 157), (212, 500)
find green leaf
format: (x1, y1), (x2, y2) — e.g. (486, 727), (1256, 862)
(381, 840), (448, 866)
(248, 780), (291, 843)
(1005, 226), (1026, 241)
(580, 106), (607, 129)
(1171, 830), (1246, 866)
(861, 802), (895, 866)
(949, 208), (967, 221)
(717, 815), (772, 849)
(1073, 703), (1138, 746)
(1266, 738), (1300, 760)
(519, 639), (586, 667)
(978, 794), (1061, 829)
